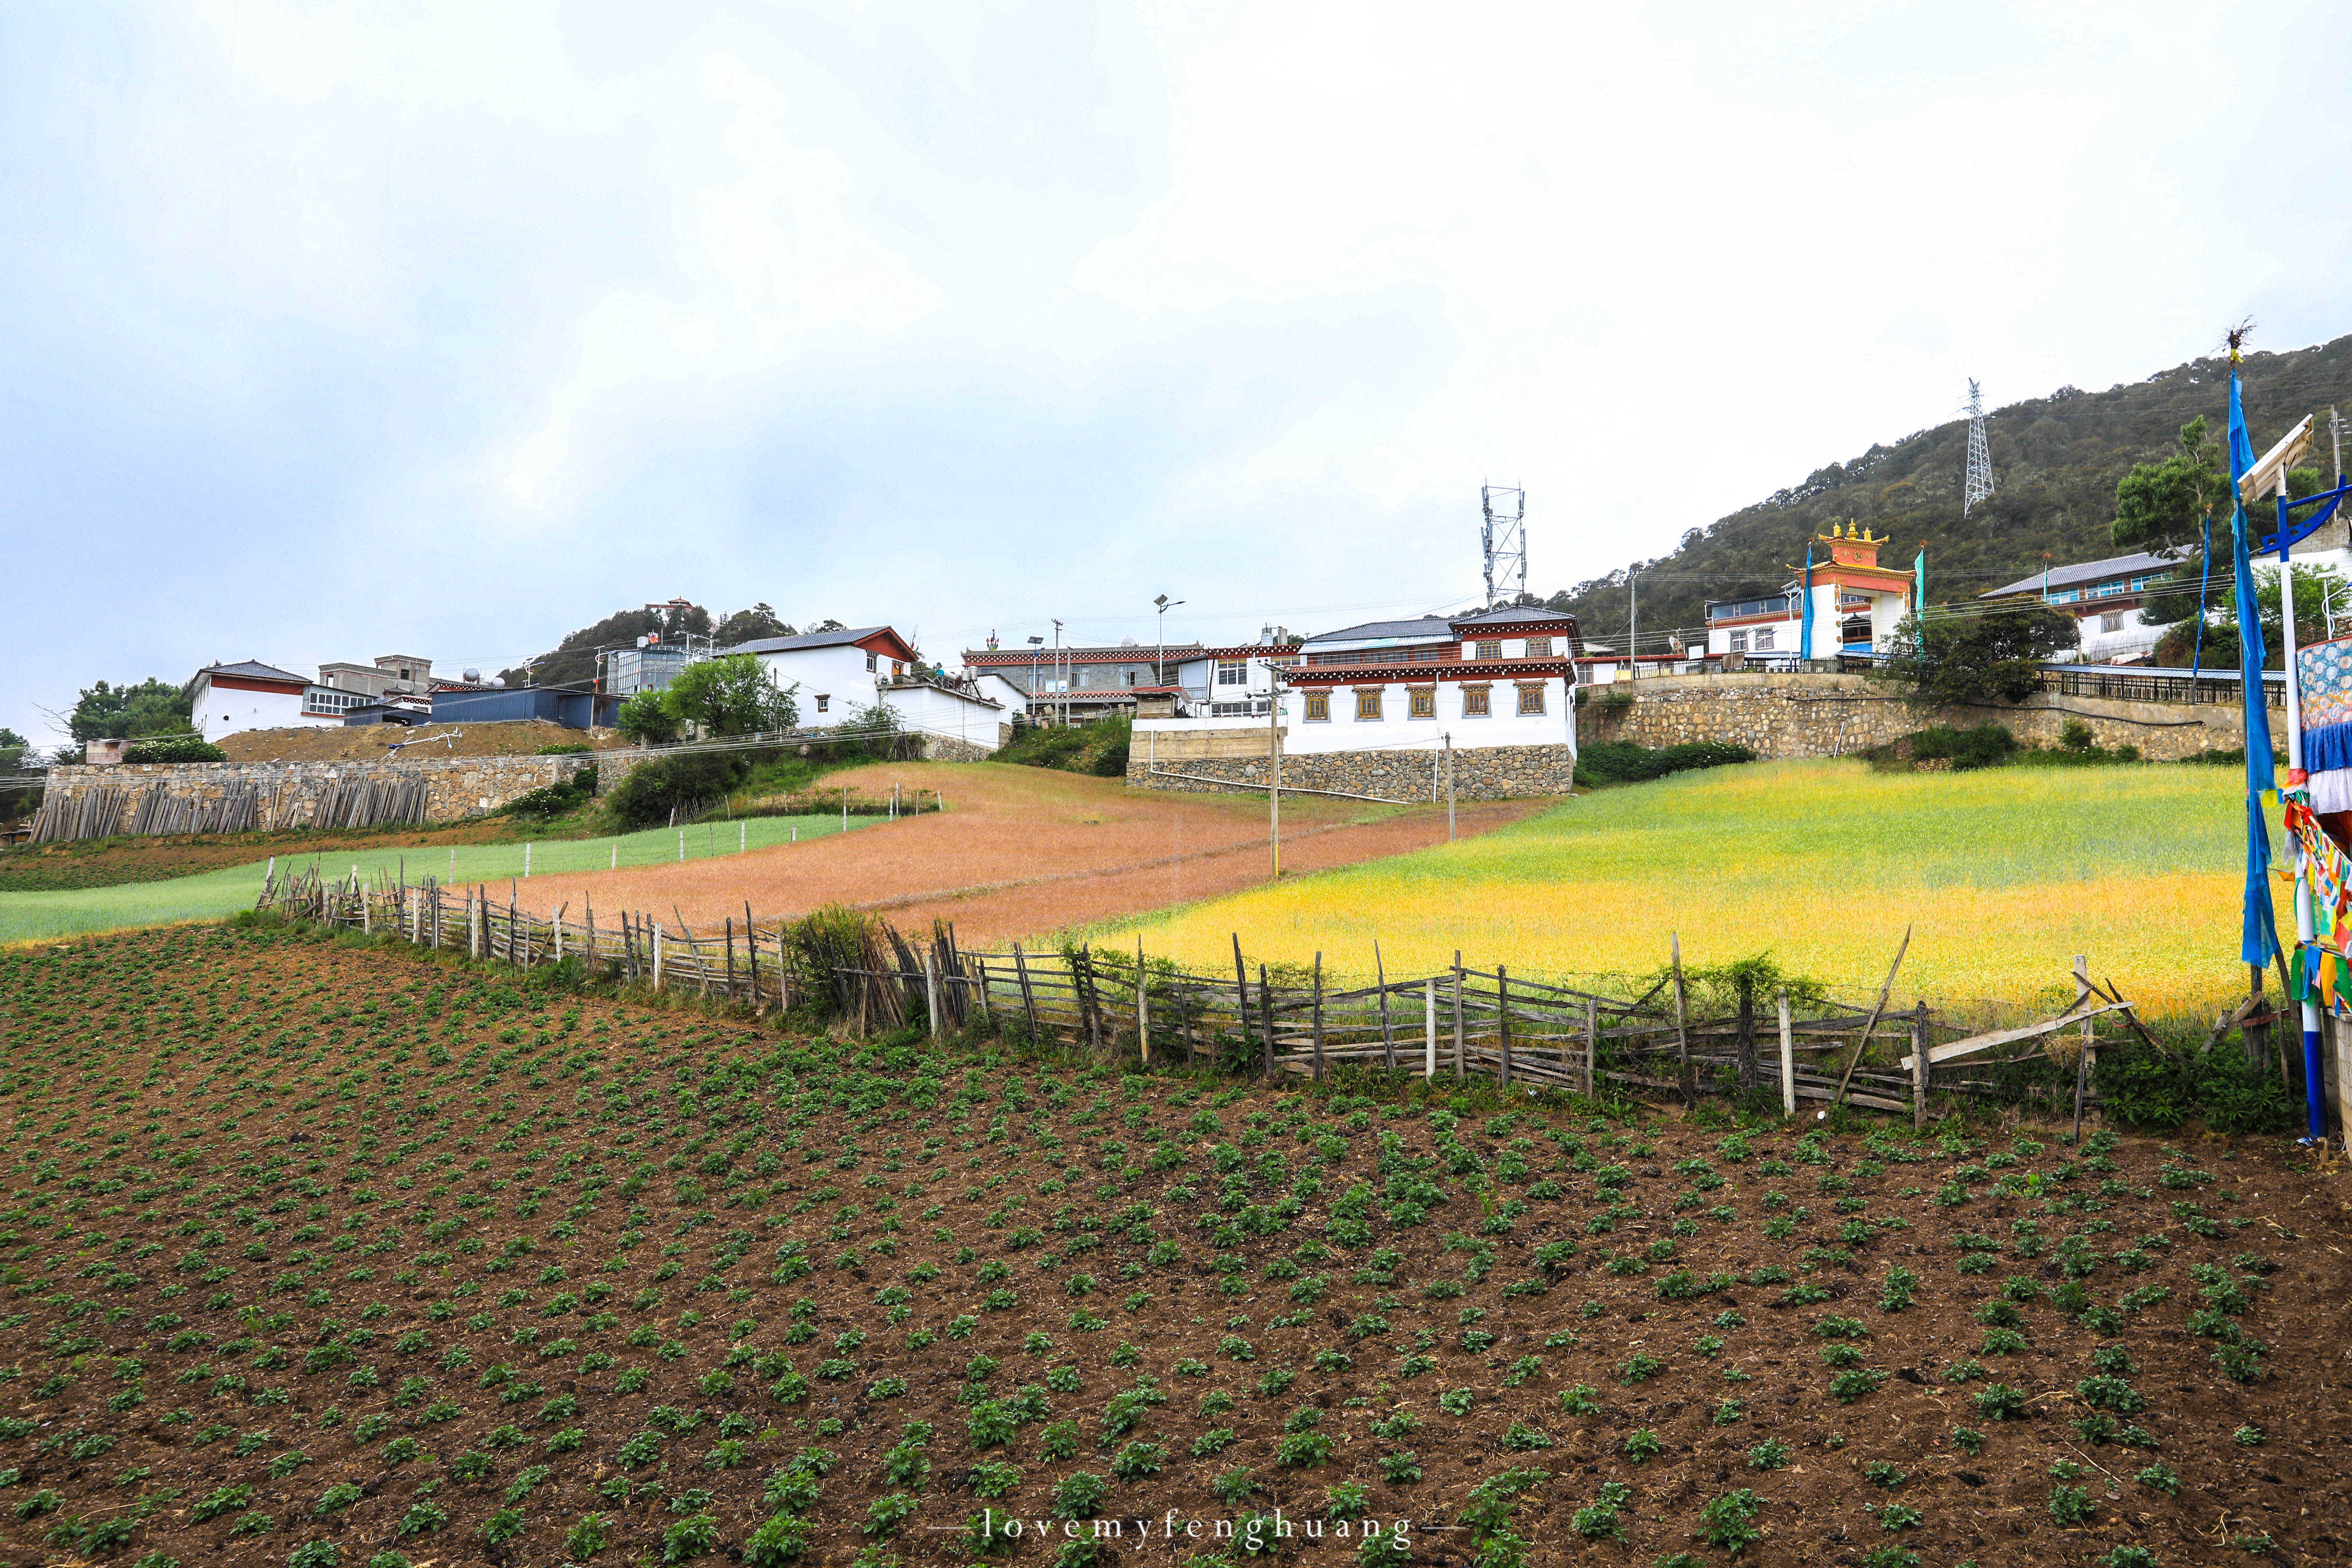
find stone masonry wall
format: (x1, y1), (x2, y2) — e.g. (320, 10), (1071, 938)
(1130, 743), (1573, 802)
(1575, 672), (2260, 762)
(41, 753), (602, 832)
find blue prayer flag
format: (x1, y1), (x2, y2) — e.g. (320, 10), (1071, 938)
(2230, 367), (2280, 967)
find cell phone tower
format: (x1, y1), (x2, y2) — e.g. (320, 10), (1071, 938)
(1963, 378), (1996, 516)
(1481, 484), (1527, 606)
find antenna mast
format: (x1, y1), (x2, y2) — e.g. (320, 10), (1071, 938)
(1481, 484), (1527, 606)
(1963, 379), (1996, 516)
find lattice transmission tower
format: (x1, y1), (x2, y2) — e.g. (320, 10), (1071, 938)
(1481, 484), (1526, 606)
(1963, 378), (1996, 516)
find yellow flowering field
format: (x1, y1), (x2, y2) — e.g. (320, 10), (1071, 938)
(1094, 759), (2286, 1022)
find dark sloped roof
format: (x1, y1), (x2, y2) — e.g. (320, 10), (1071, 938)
(1302, 616), (1457, 646)
(201, 660), (309, 685)
(1453, 605), (1579, 626)
(722, 626), (894, 655)
(1982, 551), (2180, 599)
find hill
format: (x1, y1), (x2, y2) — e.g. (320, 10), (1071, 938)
(1549, 334), (2352, 650)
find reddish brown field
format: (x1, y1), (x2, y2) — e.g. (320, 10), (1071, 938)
(502, 763), (1538, 944)
(3, 925), (2347, 1568)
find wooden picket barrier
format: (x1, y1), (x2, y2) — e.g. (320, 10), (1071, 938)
(253, 869), (2114, 1118)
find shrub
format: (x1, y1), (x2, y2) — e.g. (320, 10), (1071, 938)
(1575, 741), (1755, 789)
(123, 733), (227, 763)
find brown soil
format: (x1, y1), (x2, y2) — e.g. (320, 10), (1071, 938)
(505, 761), (1540, 945)
(3, 927), (2348, 1567)
(219, 721), (635, 764)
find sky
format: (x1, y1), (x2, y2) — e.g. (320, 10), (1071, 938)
(6, 1), (2351, 747)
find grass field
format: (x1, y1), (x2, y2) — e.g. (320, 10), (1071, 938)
(1103, 759), (2284, 1019)
(0, 925), (2334, 1567)
(0, 812), (863, 945)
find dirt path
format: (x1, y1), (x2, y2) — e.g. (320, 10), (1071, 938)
(497, 761), (1540, 943)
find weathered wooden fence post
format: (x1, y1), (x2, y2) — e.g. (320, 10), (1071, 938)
(1776, 989), (1795, 1116)
(1670, 932), (1692, 1104)
(1136, 940), (1151, 1068)
(1310, 953), (1326, 1083)
(1496, 965), (1512, 1090)
(1014, 944), (1040, 1042)
(1375, 942), (1396, 1072)
(1451, 954), (1465, 1078)
(1424, 979), (1437, 1079)
(1910, 1001), (1929, 1131)
(923, 948), (940, 1038)
(1233, 934), (1252, 1069)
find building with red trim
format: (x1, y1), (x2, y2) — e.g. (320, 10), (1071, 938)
(1703, 523), (1914, 662)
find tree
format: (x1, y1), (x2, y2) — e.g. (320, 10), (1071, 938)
(807, 619), (848, 634)
(2159, 561), (2343, 670)
(714, 604), (795, 648)
(66, 679), (193, 741)
(0, 726), (25, 759)
(1880, 604), (2079, 707)
(501, 601), (713, 688)
(664, 654), (798, 738)
(614, 690), (682, 746)
(2112, 416), (2225, 556)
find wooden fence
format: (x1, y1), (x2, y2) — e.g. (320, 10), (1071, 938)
(254, 869), (2132, 1124)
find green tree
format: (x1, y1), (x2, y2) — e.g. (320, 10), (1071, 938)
(714, 604), (795, 647)
(614, 690), (682, 746)
(0, 727), (25, 762)
(663, 654), (798, 738)
(2112, 416), (2226, 555)
(66, 679), (193, 741)
(1880, 604), (2079, 707)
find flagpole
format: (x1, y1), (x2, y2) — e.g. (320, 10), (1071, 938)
(2278, 467), (2327, 1142)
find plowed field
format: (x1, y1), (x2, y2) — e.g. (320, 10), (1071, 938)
(3, 926), (2347, 1567)
(496, 763), (1537, 946)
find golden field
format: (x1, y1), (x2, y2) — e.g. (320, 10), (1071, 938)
(1093, 758), (2288, 1020)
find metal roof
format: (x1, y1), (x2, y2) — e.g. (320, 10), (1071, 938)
(1454, 605), (1577, 626)
(723, 626), (897, 655)
(1301, 616), (1457, 646)
(1981, 551), (2181, 600)
(199, 660), (309, 685)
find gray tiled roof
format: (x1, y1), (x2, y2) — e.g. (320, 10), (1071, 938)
(1981, 551), (2181, 600)
(200, 660), (309, 684)
(722, 626), (891, 655)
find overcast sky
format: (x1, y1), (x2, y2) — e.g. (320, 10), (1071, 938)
(6, 1), (2350, 744)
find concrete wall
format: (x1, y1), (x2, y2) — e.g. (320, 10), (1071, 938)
(41, 753), (604, 834)
(1574, 671), (2264, 761)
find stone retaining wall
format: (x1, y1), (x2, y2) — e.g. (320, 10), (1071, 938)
(1130, 743), (1573, 802)
(915, 733), (998, 765)
(1575, 672), (2259, 761)
(40, 753), (602, 834)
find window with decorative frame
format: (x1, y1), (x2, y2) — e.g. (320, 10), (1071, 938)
(1474, 639), (1502, 660)
(1753, 628), (1775, 650)
(1408, 686), (1435, 719)
(1461, 684), (1491, 717)
(1516, 682), (1546, 716)
(1304, 691), (1330, 722)
(1354, 688), (1383, 721)
(1524, 635), (1553, 656)
(1728, 631), (1748, 652)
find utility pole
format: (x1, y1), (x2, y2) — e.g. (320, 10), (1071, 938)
(1628, 570), (1638, 682)
(1444, 732), (1455, 841)
(1052, 619), (1065, 729)
(1268, 672), (1283, 877)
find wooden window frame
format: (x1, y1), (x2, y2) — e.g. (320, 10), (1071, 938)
(1304, 691), (1330, 722)
(1461, 683), (1491, 718)
(1474, 638), (1503, 660)
(1515, 681), (1546, 716)
(1524, 635), (1552, 657)
(1407, 685), (1436, 719)
(1354, 688), (1384, 722)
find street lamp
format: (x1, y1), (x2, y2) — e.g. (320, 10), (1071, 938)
(1153, 594), (1185, 687)
(1052, 620), (1065, 728)
(1026, 636), (1044, 726)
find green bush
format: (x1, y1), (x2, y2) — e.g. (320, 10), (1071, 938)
(122, 733), (227, 763)
(502, 767), (597, 820)
(997, 716), (1131, 777)
(1573, 740), (1753, 790)
(1906, 724), (2016, 770)
(2095, 1042), (2294, 1134)
(605, 753), (747, 829)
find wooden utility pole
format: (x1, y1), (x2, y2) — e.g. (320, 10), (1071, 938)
(1444, 732), (1456, 840)
(1268, 675), (1283, 876)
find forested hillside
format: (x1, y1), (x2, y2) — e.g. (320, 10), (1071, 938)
(1547, 334), (2352, 651)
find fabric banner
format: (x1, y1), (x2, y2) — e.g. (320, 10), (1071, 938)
(2231, 368), (2281, 968)
(2299, 638), (2352, 793)
(2283, 793), (2352, 1014)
